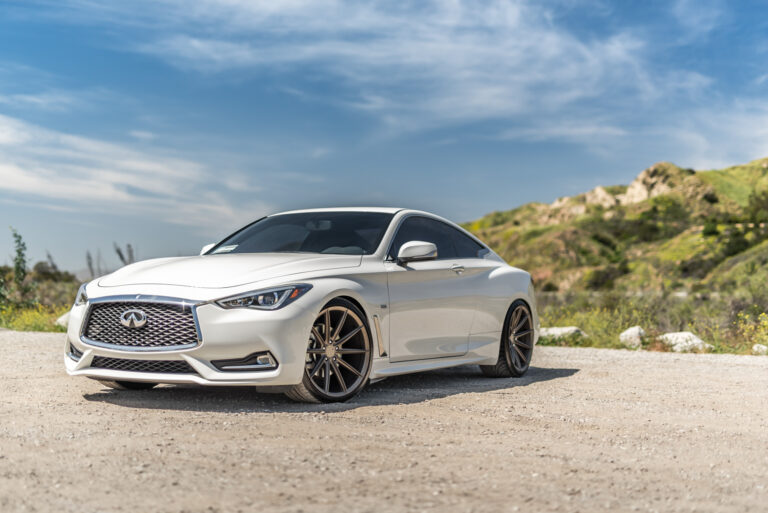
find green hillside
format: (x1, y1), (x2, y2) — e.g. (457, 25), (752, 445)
(465, 157), (768, 294)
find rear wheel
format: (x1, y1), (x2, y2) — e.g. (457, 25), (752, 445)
(97, 380), (158, 391)
(286, 298), (373, 403)
(480, 300), (534, 378)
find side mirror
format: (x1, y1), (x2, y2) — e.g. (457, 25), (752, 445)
(397, 241), (437, 264)
(200, 243), (215, 255)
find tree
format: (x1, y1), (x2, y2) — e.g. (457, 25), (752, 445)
(745, 190), (768, 223)
(10, 228), (32, 303)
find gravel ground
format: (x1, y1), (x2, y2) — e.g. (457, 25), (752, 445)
(1, 330), (767, 513)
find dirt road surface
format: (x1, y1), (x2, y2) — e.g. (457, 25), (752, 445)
(1, 330), (767, 512)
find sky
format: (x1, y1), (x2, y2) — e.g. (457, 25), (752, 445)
(1, 0), (768, 272)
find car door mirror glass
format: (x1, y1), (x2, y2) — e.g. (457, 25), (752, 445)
(397, 241), (437, 263)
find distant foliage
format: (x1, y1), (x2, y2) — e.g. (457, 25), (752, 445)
(702, 218), (719, 237)
(745, 190), (768, 223)
(10, 228), (32, 304)
(538, 291), (756, 354)
(114, 242), (136, 266)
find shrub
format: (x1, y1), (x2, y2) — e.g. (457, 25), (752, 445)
(702, 218), (719, 237)
(0, 304), (69, 332)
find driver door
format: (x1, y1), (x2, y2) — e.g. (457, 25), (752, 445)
(385, 216), (476, 362)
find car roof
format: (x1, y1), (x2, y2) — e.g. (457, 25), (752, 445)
(271, 207), (406, 216)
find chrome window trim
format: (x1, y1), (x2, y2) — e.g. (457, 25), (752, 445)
(79, 295), (203, 352)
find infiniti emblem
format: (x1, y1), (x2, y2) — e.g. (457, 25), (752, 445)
(120, 309), (148, 329)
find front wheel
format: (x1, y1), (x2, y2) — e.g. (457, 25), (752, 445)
(480, 300), (534, 378)
(285, 298), (373, 403)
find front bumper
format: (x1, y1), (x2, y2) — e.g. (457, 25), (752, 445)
(65, 297), (318, 387)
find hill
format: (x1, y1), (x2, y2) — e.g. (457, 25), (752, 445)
(464, 157), (768, 293)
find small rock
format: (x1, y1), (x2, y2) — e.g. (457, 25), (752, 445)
(55, 312), (70, 328)
(752, 344), (768, 356)
(658, 331), (713, 352)
(540, 327), (587, 339)
(619, 326), (645, 349)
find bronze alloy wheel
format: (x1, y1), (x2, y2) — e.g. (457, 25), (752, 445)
(480, 300), (534, 378)
(505, 304), (534, 374)
(286, 298), (372, 402)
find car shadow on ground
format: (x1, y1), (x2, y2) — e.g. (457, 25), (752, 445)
(82, 365), (579, 413)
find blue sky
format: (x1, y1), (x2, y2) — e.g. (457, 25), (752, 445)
(1, 0), (768, 272)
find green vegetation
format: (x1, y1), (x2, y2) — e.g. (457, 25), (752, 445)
(0, 228), (80, 333)
(536, 292), (756, 354)
(462, 157), (768, 353)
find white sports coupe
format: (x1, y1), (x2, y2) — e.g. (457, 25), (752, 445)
(65, 208), (539, 402)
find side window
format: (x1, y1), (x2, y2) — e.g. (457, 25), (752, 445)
(389, 217), (457, 260)
(448, 226), (485, 259)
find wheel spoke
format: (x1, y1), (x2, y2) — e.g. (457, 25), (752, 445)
(324, 310), (331, 344)
(332, 310), (348, 341)
(515, 340), (532, 349)
(336, 357), (363, 377)
(514, 329), (533, 339)
(336, 348), (367, 354)
(312, 326), (326, 347)
(513, 344), (527, 365)
(510, 308), (522, 330)
(514, 315), (528, 333)
(309, 356), (326, 378)
(509, 343), (520, 367)
(307, 348), (325, 354)
(324, 359), (331, 393)
(335, 325), (363, 346)
(329, 359), (347, 392)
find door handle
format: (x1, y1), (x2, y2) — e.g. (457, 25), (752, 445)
(450, 264), (465, 274)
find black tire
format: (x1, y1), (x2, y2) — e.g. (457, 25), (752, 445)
(480, 300), (534, 378)
(98, 380), (158, 390)
(285, 298), (373, 403)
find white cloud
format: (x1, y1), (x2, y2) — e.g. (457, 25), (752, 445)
(660, 102), (768, 170)
(672, 0), (724, 40)
(36, 0), (711, 136)
(128, 130), (156, 141)
(0, 114), (271, 231)
(0, 91), (79, 111)
(499, 122), (627, 142)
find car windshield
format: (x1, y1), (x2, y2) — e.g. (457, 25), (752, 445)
(209, 212), (395, 256)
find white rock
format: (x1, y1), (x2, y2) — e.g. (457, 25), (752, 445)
(585, 186), (618, 209)
(658, 331), (713, 352)
(752, 344), (768, 356)
(619, 326), (645, 349)
(540, 327), (587, 339)
(55, 312), (70, 328)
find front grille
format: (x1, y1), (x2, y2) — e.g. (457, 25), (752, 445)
(83, 302), (199, 350)
(90, 356), (195, 374)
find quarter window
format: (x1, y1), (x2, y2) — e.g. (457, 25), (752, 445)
(447, 226), (485, 259)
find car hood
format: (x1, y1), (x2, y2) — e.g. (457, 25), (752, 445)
(98, 253), (363, 289)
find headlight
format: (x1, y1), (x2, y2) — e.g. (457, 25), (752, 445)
(215, 284), (312, 310)
(73, 283), (88, 307)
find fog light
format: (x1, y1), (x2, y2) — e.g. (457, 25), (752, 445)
(211, 351), (278, 372)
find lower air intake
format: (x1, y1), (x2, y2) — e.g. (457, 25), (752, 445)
(90, 356), (195, 374)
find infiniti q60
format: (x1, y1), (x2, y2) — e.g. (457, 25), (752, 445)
(65, 208), (539, 402)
